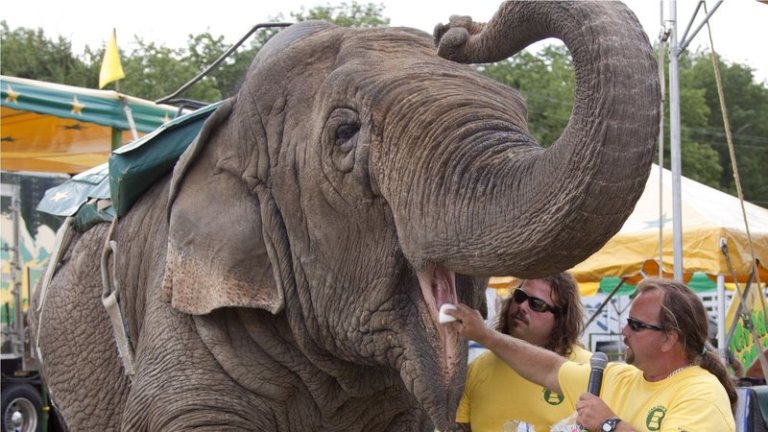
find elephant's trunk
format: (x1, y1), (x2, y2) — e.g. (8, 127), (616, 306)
(378, 1), (659, 278)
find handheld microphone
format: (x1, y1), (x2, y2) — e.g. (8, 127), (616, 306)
(587, 352), (609, 396)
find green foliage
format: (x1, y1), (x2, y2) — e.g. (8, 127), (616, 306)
(685, 53), (768, 206)
(289, 2), (390, 27)
(680, 141), (723, 186)
(668, 50), (768, 206)
(125, 40), (220, 102)
(1, 21), (94, 86)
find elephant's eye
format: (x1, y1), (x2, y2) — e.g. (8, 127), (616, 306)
(336, 123), (360, 145)
(326, 108), (361, 173)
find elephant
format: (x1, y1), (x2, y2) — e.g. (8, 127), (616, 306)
(29, 1), (659, 431)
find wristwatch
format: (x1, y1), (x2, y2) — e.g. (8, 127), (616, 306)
(601, 417), (621, 432)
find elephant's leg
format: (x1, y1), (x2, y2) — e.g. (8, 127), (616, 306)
(31, 224), (130, 430)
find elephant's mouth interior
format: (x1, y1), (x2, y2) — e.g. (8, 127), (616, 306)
(416, 263), (457, 325)
(416, 263), (461, 370)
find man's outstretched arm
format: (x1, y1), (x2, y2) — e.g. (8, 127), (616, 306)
(446, 303), (566, 393)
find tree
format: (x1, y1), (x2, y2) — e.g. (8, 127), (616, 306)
(289, 2), (390, 27)
(678, 50), (768, 206)
(118, 37), (222, 103)
(1, 21), (95, 86)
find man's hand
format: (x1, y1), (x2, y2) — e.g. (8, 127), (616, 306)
(447, 303), (566, 394)
(445, 303), (492, 344)
(576, 393), (629, 432)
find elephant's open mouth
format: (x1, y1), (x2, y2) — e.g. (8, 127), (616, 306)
(416, 264), (460, 368)
(416, 263), (457, 314)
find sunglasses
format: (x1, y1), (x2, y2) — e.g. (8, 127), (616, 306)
(626, 317), (665, 332)
(512, 289), (559, 314)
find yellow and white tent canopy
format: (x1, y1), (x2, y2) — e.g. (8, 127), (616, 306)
(571, 164), (768, 284)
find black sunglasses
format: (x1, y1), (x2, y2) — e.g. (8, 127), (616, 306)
(626, 317), (665, 332)
(512, 289), (559, 314)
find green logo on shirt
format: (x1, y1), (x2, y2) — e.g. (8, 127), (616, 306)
(645, 405), (667, 430)
(542, 389), (564, 405)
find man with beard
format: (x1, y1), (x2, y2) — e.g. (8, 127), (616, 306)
(455, 273), (591, 431)
(447, 279), (737, 432)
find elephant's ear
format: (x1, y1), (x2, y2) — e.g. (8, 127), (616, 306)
(161, 99), (284, 315)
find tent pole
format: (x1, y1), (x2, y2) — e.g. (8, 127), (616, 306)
(584, 278), (627, 330)
(122, 98), (139, 142)
(717, 274), (726, 352)
(666, 0), (725, 282)
(657, 4), (668, 278)
(668, 0), (684, 282)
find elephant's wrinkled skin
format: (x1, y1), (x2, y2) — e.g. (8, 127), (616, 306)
(30, 1), (659, 430)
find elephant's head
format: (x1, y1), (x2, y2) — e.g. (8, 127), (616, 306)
(162, 1), (658, 429)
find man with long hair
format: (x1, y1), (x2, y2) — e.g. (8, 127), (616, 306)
(455, 273), (591, 431)
(447, 278), (736, 432)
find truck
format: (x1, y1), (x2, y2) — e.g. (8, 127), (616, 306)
(2, 172), (68, 432)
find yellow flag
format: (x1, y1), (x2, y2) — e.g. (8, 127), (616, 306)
(99, 29), (125, 89)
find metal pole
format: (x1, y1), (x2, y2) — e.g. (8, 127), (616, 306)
(657, 0), (668, 277)
(657, 167), (664, 278)
(717, 273), (726, 351)
(122, 100), (139, 142)
(668, 0), (684, 281)
(11, 185), (24, 357)
(584, 278), (627, 329)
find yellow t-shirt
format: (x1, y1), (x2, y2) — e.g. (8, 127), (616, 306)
(558, 361), (735, 431)
(456, 345), (591, 432)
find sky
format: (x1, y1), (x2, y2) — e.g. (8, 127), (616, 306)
(2, 0), (767, 84)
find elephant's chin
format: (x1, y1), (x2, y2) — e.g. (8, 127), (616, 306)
(396, 265), (474, 430)
(399, 343), (466, 432)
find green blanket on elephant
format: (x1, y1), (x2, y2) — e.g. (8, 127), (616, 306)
(109, 102), (220, 217)
(38, 102), (220, 229)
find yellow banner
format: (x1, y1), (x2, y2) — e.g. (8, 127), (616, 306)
(99, 29), (125, 89)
